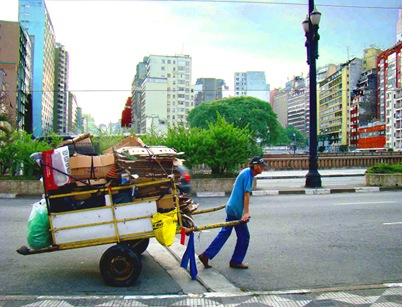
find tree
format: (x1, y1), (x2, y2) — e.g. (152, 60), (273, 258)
(187, 96), (280, 146)
(197, 115), (257, 175)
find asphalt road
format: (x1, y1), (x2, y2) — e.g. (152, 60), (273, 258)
(1, 191), (401, 295)
(191, 192), (402, 291)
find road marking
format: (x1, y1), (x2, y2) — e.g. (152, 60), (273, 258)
(383, 222), (402, 226)
(335, 201), (395, 206)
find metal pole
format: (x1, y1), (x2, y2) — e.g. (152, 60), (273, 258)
(305, 0), (322, 187)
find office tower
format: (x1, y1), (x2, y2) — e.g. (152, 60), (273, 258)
(234, 71), (269, 102)
(194, 78), (225, 106)
(0, 21), (32, 131)
(19, 0), (56, 136)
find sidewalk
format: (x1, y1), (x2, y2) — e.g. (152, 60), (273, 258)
(251, 168), (402, 195)
(1, 284), (401, 306)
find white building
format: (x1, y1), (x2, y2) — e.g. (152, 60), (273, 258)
(234, 71), (270, 102)
(139, 54), (193, 133)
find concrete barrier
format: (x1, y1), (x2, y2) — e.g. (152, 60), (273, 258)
(365, 173), (402, 187)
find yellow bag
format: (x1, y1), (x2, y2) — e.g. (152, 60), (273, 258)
(152, 209), (178, 247)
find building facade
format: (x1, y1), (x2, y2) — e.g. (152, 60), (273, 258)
(54, 43), (69, 134)
(194, 78), (225, 106)
(0, 21), (32, 131)
(234, 71), (270, 102)
(377, 41), (402, 151)
(19, 0), (56, 136)
(287, 76), (308, 135)
(139, 54), (193, 134)
(131, 57), (148, 134)
(318, 58), (362, 151)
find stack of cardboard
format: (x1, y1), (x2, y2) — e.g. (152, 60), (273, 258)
(42, 134), (199, 222)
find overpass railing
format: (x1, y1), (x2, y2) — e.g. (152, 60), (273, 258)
(263, 152), (402, 170)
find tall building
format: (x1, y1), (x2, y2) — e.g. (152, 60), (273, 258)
(349, 47), (382, 149)
(234, 71), (270, 102)
(0, 21), (33, 131)
(317, 58), (362, 151)
(287, 76), (308, 135)
(272, 88), (288, 127)
(139, 54), (193, 134)
(377, 41), (402, 151)
(67, 91), (78, 134)
(19, 0), (56, 137)
(194, 78), (226, 106)
(54, 43), (69, 134)
(397, 5), (402, 42)
(130, 57), (148, 134)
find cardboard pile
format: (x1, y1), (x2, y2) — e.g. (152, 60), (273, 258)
(41, 134), (198, 223)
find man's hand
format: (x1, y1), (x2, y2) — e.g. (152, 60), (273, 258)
(241, 212), (250, 222)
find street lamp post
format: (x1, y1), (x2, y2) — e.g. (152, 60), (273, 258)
(293, 133), (296, 155)
(302, 0), (322, 188)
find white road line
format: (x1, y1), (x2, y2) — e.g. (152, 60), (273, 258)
(335, 201), (396, 206)
(383, 222), (402, 225)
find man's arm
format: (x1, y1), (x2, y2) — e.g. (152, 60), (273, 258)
(242, 192), (250, 222)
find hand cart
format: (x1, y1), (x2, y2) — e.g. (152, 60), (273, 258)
(17, 176), (241, 287)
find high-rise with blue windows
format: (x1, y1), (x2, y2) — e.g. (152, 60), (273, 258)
(18, 0), (56, 137)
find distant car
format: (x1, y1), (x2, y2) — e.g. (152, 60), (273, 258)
(375, 149), (386, 153)
(176, 165), (191, 195)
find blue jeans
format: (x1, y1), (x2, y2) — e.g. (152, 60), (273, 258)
(203, 214), (250, 264)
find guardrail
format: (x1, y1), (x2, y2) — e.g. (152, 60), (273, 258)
(263, 153), (402, 170)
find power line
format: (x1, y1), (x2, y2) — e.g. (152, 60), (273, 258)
(45, 0), (400, 10)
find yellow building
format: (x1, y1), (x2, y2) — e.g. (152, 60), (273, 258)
(317, 58), (362, 151)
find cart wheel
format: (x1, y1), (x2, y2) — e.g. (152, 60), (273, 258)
(126, 238), (150, 255)
(99, 243), (142, 287)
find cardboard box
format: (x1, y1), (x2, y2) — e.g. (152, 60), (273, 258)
(157, 194), (175, 210)
(103, 135), (145, 154)
(70, 154), (115, 180)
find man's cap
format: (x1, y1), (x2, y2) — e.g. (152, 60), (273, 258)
(250, 156), (267, 167)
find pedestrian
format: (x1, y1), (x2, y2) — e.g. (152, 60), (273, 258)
(198, 156), (267, 269)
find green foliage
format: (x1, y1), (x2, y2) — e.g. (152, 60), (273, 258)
(187, 96), (280, 146)
(366, 162), (402, 174)
(163, 125), (205, 169)
(284, 126), (306, 146)
(199, 115), (257, 175)
(0, 130), (56, 177)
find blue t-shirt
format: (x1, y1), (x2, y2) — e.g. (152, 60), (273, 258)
(226, 168), (254, 219)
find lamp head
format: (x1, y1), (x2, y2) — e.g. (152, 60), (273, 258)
(310, 6), (321, 25)
(302, 15), (309, 33)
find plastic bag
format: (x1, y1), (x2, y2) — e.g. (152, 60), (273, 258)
(152, 209), (178, 247)
(27, 199), (52, 250)
(42, 146), (71, 191)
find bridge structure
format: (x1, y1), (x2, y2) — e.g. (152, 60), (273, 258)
(263, 152), (402, 170)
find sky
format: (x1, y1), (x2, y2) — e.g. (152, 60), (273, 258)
(0, 0), (401, 126)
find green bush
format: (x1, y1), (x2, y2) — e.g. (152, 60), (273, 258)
(366, 162), (402, 174)
(0, 129), (60, 178)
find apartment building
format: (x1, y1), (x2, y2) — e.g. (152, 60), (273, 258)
(19, 0), (56, 137)
(139, 54), (193, 134)
(287, 76), (308, 135)
(272, 88), (288, 127)
(234, 71), (270, 102)
(54, 43), (69, 134)
(317, 58), (362, 151)
(131, 57), (148, 134)
(377, 41), (402, 151)
(67, 91), (78, 134)
(0, 21), (32, 131)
